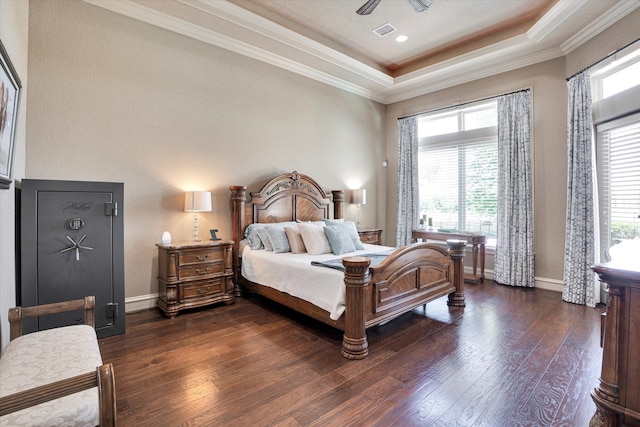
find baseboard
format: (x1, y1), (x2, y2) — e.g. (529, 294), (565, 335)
(125, 293), (158, 312)
(534, 277), (563, 293)
(469, 266), (563, 293)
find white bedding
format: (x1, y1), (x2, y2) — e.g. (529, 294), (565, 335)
(241, 243), (394, 320)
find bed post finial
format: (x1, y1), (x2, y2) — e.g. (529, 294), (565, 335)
(341, 256), (371, 359)
(332, 190), (344, 219)
(446, 239), (467, 307)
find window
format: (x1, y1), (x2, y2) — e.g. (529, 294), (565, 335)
(592, 47), (640, 100)
(595, 115), (640, 251)
(417, 101), (498, 245)
(592, 43), (640, 258)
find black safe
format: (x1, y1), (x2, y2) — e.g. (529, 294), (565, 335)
(19, 179), (125, 338)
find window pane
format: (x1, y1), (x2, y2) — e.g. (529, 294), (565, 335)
(463, 106), (497, 130)
(418, 114), (458, 138)
(419, 146), (459, 229)
(602, 61), (640, 98)
(418, 140), (497, 238)
(464, 142), (498, 234)
(597, 116), (640, 261)
(609, 122), (640, 241)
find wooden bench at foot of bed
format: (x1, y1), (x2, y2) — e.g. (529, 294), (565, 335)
(0, 297), (116, 426)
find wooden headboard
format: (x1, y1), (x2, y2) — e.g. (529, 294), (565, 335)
(229, 171), (344, 277)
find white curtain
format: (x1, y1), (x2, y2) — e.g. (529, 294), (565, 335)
(396, 116), (419, 246)
(494, 90), (535, 287)
(562, 70), (598, 307)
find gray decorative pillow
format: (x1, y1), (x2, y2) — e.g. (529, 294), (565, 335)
(244, 224), (265, 250)
(266, 226), (291, 253)
(324, 225), (356, 255)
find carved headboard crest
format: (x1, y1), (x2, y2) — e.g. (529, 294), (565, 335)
(266, 171), (318, 196)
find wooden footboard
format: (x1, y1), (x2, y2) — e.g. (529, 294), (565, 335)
(341, 240), (467, 359)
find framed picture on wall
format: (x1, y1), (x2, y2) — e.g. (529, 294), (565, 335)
(0, 39), (22, 190)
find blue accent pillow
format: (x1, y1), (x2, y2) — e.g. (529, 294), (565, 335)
(324, 225), (356, 255)
(342, 221), (365, 250)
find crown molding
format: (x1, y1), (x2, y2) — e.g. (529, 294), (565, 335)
(385, 38), (564, 104)
(83, 0), (388, 102)
(561, 0), (640, 54)
(527, 0), (588, 43)
(83, 0), (636, 105)
(180, 0), (394, 88)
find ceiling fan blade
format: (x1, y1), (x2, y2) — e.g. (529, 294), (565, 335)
(407, 0), (433, 13)
(356, 0), (382, 15)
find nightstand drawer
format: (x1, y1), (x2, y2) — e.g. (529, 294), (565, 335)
(179, 260), (224, 280)
(179, 247), (224, 266)
(180, 279), (224, 301)
(358, 228), (382, 245)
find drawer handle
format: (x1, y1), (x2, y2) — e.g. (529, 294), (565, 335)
(196, 254), (209, 261)
(196, 267), (210, 275)
(197, 286), (212, 294)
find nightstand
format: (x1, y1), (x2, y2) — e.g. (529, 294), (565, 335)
(358, 228), (383, 245)
(156, 240), (234, 318)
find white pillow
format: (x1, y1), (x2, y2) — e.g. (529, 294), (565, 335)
(298, 222), (332, 255)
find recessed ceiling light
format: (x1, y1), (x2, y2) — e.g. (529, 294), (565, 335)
(396, 35), (408, 42)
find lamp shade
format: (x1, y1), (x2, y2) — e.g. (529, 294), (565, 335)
(351, 188), (366, 205)
(184, 191), (212, 212)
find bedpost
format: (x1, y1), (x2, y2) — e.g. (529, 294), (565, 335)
(230, 185), (247, 296)
(332, 190), (344, 219)
(446, 239), (467, 307)
(341, 256), (370, 360)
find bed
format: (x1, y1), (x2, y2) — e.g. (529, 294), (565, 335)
(230, 171), (467, 359)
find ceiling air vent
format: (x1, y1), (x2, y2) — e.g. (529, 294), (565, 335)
(372, 23), (397, 37)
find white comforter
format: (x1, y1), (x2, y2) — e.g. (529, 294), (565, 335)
(241, 243), (394, 320)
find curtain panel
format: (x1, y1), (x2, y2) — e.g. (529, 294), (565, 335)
(562, 70), (598, 307)
(396, 116), (419, 246)
(494, 90), (535, 287)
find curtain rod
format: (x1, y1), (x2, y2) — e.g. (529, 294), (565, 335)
(566, 37), (640, 82)
(398, 87), (531, 121)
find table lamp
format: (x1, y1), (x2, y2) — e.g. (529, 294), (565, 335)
(184, 191), (212, 241)
(351, 188), (366, 228)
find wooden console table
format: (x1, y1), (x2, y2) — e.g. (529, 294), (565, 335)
(412, 230), (486, 283)
(591, 260), (640, 427)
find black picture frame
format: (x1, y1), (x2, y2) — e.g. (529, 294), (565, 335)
(0, 39), (22, 190)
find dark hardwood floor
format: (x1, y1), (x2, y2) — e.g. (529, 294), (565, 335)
(99, 281), (605, 426)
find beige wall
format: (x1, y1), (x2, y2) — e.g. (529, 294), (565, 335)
(25, 0), (386, 309)
(0, 0), (28, 350)
(384, 7), (640, 289)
